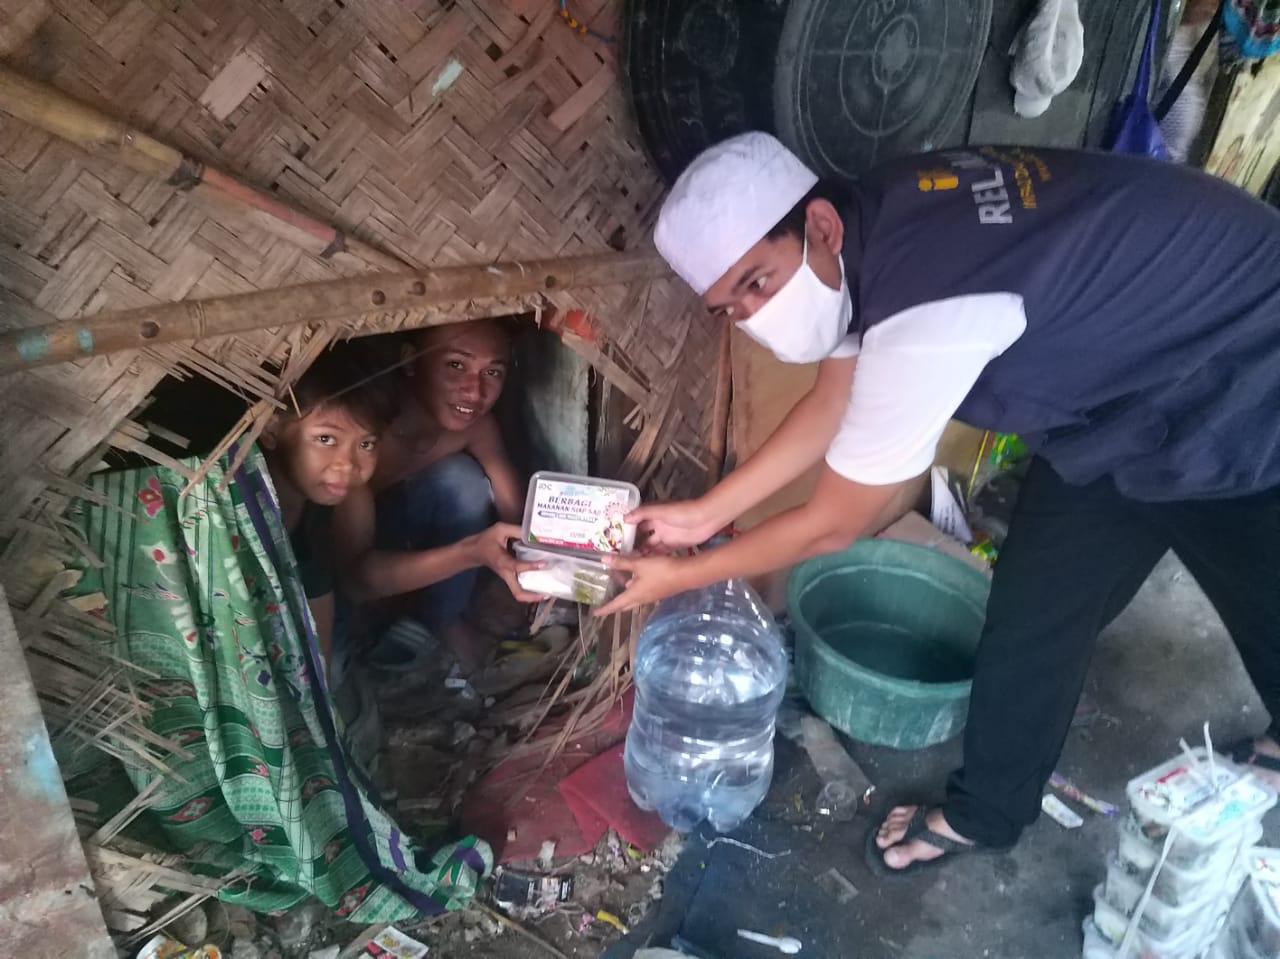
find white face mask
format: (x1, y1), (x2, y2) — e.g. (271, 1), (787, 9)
(736, 234), (853, 364)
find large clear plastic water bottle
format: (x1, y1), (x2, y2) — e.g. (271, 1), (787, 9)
(624, 579), (788, 833)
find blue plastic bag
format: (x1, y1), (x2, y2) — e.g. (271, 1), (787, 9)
(1106, 0), (1171, 159)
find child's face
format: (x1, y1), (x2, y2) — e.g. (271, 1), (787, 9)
(267, 403), (379, 506)
(411, 323), (509, 432)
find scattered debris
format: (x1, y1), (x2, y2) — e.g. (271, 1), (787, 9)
(878, 511), (990, 576)
(493, 867), (574, 912)
(800, 716), (875, 819)
(1041, 793), (1085, 829)
(1070, 697), (1120, 731)
(929, 466), (974, 542)
(451, 721), (477, 747)
(594, 909), (629, 934)
(1050, 772), (1119, 817)
(815, 866), (859, 905)
(136, 936), (221, 959)
(737, 929), (803, 954)
(228, 939), (260, 959)
(538, 840), (557, 870)
(654, 831), (686, 870)
(706, 836), (790, 859)
(160, 901), (210, 946)
(308, 947), (340, 959)
(350, 927), (428, 959)
(476, 903), (569, 959)
(270, 900), (328, 953)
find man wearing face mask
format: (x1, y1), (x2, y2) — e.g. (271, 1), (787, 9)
(596, 132), (1280, 874)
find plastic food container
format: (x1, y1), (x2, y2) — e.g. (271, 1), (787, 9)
(1138, 920), (1224, 959)
(1221, 847), (1280, 957)
(1103, 858), (1153, 916)
(1082, 917), (1116, 959)
(1113, 819), (1262, 903)
(1116, 817), (1162, 876)
(1102, 857), (1241, 941)
(522, 472), (640, 554)
(1221, 909), (1267, 959)
(513, 541), (622, 605)
(1091, 885), (1219, 959)
(1224, 920), (1265, 959)
(1154, 841), (1253, 908)
(1125, 750), (1276, 868)
(1204, 937), (1236, 959)
(1092, 883), (1131, 944)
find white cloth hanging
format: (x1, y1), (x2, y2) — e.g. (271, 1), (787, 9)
(1009, 0), (1086, 117)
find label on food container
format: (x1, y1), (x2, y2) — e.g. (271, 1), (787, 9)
(1135, 762), (1239, 818)
(1251, 851), (1280, 915)
(1175, 778), (1270, 840)
(527, 477), (633, 552)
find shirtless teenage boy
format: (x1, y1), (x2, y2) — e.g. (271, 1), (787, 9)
(333, 320), (541, 668)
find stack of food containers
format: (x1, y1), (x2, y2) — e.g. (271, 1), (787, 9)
(514, 471), (641, 605)
(1083, 748), (1276, 959)
(1212, 848), (1280, 959)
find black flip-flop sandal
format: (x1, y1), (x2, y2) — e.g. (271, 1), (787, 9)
(864, 806), (1005, 878)
(1223, 738), (1280, 776)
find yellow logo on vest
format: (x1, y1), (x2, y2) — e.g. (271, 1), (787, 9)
(916, 170), (960, 192)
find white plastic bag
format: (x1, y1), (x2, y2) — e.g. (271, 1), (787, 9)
(1010, 0), (1085, 117)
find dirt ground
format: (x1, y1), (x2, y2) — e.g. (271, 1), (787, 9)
(202, 830), (681, 958)
(152, 553), (1279, 959)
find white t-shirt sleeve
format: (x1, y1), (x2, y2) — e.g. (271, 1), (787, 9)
(828, 332), (861, 359)
(824, 292), (1027, 485)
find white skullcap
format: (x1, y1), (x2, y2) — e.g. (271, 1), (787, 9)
(654, 132), (819, 295)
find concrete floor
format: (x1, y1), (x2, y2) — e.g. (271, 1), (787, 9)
(606, 553), (1276, 959)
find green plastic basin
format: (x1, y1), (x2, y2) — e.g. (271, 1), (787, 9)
(788, 539), (991, 750)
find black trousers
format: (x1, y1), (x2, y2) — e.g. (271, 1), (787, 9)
(945, 457), (1280, 848)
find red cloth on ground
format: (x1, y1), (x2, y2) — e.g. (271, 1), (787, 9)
(558, 741), (668, 852)
(462, 690), (669, 862)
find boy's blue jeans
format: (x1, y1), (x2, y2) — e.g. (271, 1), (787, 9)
(374, 452), (494, 631)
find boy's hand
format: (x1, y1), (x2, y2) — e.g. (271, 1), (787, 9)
(629, 500), (722, 554)
(473, 522), (547, 603)
(594, 554), (690, 616)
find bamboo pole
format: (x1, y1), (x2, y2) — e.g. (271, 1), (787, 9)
(0, 65), (408, 272)
(0, 249), (671, 373)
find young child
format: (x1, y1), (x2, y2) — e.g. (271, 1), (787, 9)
(261, 343), (400, 669)
(69, 339), (490, 923)
(333, 319), (542, 670)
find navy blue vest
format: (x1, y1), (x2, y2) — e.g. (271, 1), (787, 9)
(841, 146), (1280, 501)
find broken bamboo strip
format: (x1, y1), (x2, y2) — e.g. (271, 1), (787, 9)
(124, 889), (219, 947)
(0, 65), (408, 273)
(89, 778), (163, 846)
(0, 249), (671, 373)
(475, 903), (569, 959)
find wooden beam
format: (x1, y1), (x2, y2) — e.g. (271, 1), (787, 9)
(0, 585), (116, 959)
(0, 65), (408, 272)
(0, 250), (672, 373)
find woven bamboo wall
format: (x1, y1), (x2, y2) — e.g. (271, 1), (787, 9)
(0, 0), (719, 616)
